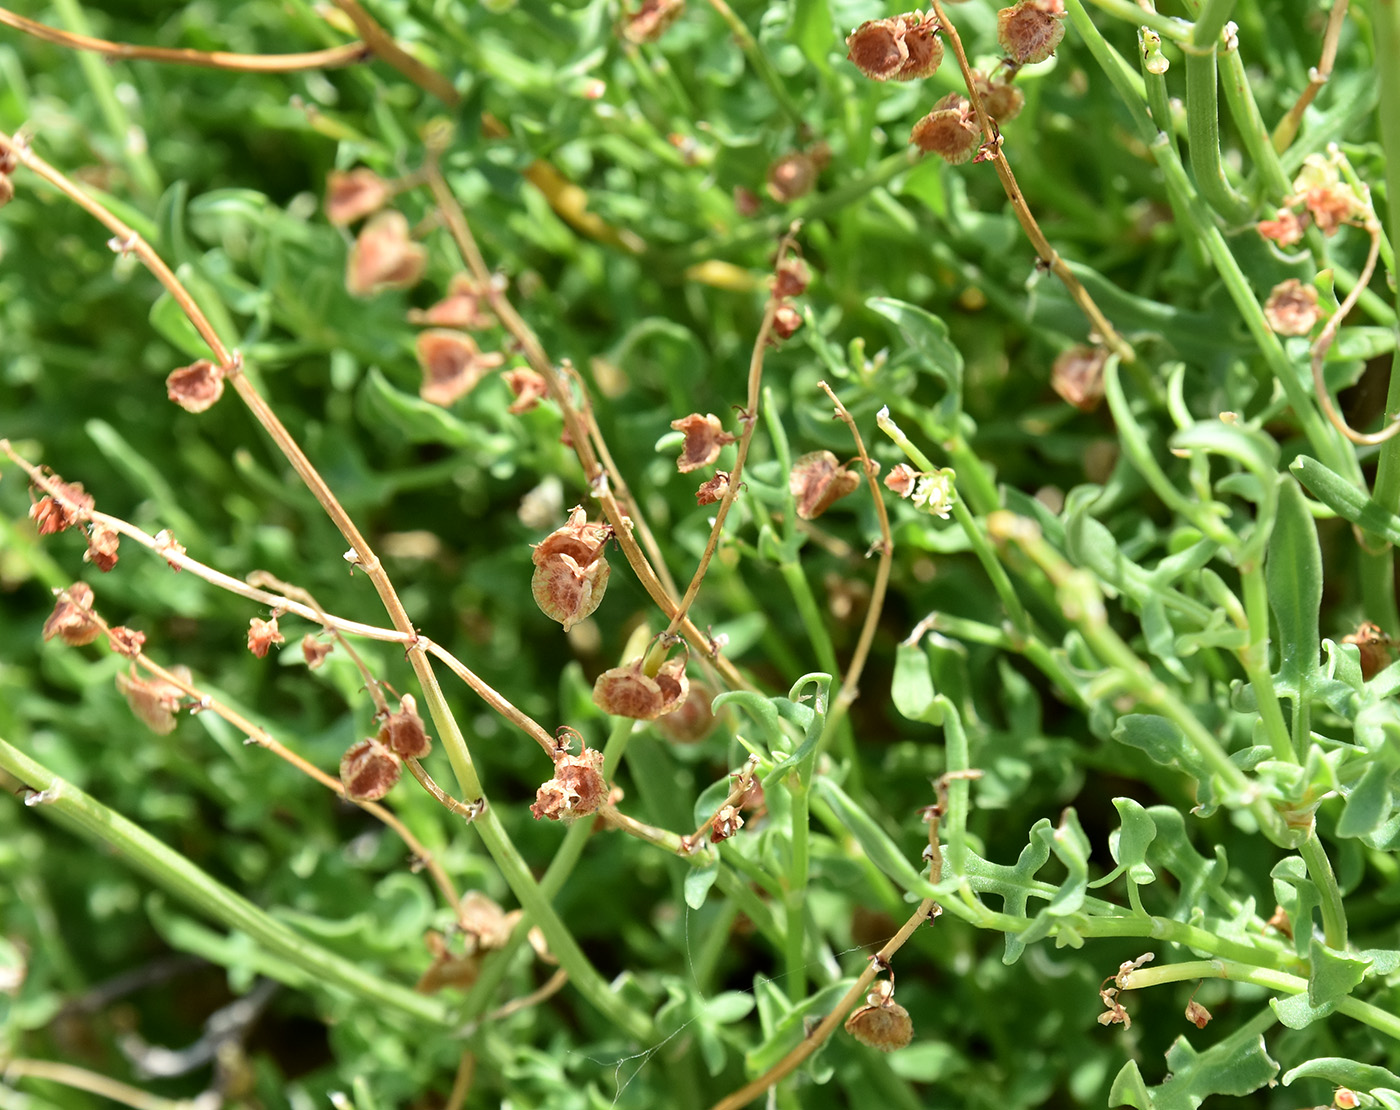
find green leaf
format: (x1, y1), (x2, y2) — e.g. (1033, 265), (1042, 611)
(1267, 478), (1322, 693)
(150, 291), (217, 360)
(1292, 456), (1400, 546)
(892, 640), (943, 724)
(790, 0), (834, 72)
(684, 857), (720, 910)
(1143, 1029), (1280, 1110)
(1337, 761), (1395, 838)
(1108, 1060), (1156, 1109)
(813, 777), (925, 892)
(356, 367), (476, 448)
(1110, 797), (1157, 885)
(1271, 990), (1336, 1029)
(866, 297), (964, 424)
(1307, 936), (1371, 1007)
(1112, 716), (1217, 816)
(1283, 1058), (1400, 1092)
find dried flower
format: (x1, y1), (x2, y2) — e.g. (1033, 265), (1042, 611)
(772, 304), (803, 339)
(345, 211), (427, 297)
(696, 472), (730, 506)
(84, 523), (120, 572)
(1051, 345), (1108, 411)
(593, 655), (689, 720)
(43, 583), (102, 646)
(166, 359), (225, 413)
(301, 635), (333, 669)
(30, 479), (93, 536)
(340, 737), (402, 801)
(911, 94), (980, 164)
(531, 508), (612, 630)
(884, 463), (920, 498)
(1293, 155), (1367, 235)
(773, 257), (811, 299)
(622, 0), (684, 43)
(711, 804), (744, 842)
(911, 469), (957, 518)
(896, 12), (944, 80)
(1258, 208), (1305, 247)
(1184, 999), (1212, 1028)
(109, 626), (147, 656)
(997, 0), (1066, 65)
(790, 451), (860, 520)
(766, 152), (819, 204)
(459, 891), (520, 951)
(504, 368), (549, 414)
(845, 980), (914, 1051)
(325, 167), (392, 226)
(1263, 279), (1322, 337)
(531, 745), (608, 820)
(407, 273), (499, 330)
(379, 693), (432, 759)
(116, 666), (190, 735)
(247, 617), (285, 659)
(845, 18), (909, 81)
(417, 329), (506, 407)
(971, 69), (1025, 122)
(671, 413), (736, 473)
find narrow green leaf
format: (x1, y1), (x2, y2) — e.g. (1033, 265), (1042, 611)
(813, 777), (925, 891)
(1267, 478), (1322, 691)
(150, 291), (216, 360)
(1292, 456), (1400, 546)
(867, 297), (964, 422)
(1283, 1058), (1400, 1092)
(892, 639), (943, 724)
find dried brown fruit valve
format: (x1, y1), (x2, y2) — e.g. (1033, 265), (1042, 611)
(29, 477), (93, 536)
(325, 167), (392, 226)
(345, 210), (427, 298)
(117, 666), (191, 735)
(531, 508), (612, 631)
(655, 678), (718, 743)
(1050, 345), (1108, 412)
(166, 359), (226, 413)
(417, 329), (506, 407)
(622, 0), (684, 43)
(997, 0), (1066, 66)
(408, 272), (501, 331)
(970, 69), (1025, 123)
(1342, 621), (1395, 681)
(911, 94), (980, 165)
(846, 12), (943, 82)
(593, 650), (689, 720)
(84, 523), (120, 572)
(772, 256), (811, 299)
(844, 978), (913, 1051)
(671, 412), (736, 473)
(341, 737), (402, 801)
(379, 693), (432, 758)
(247, 616), (285, 659)
(1263, 279), (1322, 337)
(766, 151), (819, 204)
(530, 745), (607, 821)
(43, 583), (102, 646)
(790, 450), (860, 519)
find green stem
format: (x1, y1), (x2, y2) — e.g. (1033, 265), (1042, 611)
(1184, 47), (1252, 222)
(1299, 831), (1348, 950)
(0, 737), (450, 1026)
(1189, 0), (1238, 50)
(779, 561), (841, 678)
(1239, 564), (1298, 761)
(1081, 0), (1194, 44)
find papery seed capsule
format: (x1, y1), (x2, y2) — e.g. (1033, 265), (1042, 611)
(997, 0), (1066, 65)
(846, 18), (909, 81)
(340, 737), (402, 801)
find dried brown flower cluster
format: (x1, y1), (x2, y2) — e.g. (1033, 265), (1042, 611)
(1258, 155), (1370, 248)
(592, 652), (690, 720)
(531, 744), (608, 821)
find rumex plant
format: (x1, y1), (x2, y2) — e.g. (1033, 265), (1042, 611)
(1, 1), (1400, 1108)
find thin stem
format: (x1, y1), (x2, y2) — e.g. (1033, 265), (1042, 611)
(1081, 0), (1195, 45)
(328, 0), (459, 105)
(1299, 831), (1348, 950)
(709, 900), (939, 1110)
(1238, 565), (1297, 762)
(931, 0), (1134, 363)
(1184, 47), (1252, 221)
(1272, 0), (1350, 153)
(0, 7), (371, 71)
(0, 1059), (193, 1110)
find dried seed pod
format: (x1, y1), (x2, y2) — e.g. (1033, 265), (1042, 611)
(772, 257), (811, 299)
(710, 804), (744, 842)
(84, 523), (120, 572)
(325, 167), (392, 226)
(971, 69), (1025, 122)
(884, 463), (920, 498)
(166, 359), (225, 413)
(459, 891), (520, 951)
(1184, 999), (1212, 1028)
(116, 667), (190, 735)
(997, 0), (1065, 65)
(844, 981), (914, 1051)
(766, 152), (819, 204)
(531, 509), (612, 630)
(671, 413), (736, 473)
(911, 93), (980, 164)
(1050, 345), (1108, 412)
(531, 746), (607, 821)
(504, 368), (549, 414)
(417, 329), (506, 407)
(345, 211), (427, 297)
(790, 450), (860, 520)
(1342, 621), (1394, 681)
(341, 737), (402, 801)
(408, 273), (499, 330)
(43, 583), (102, 646)
(845, 18), (909, 81)
(247, 617), (285, 659)
(622, 0), (684, 43)
(772, 304), (803, 340)
(30, 479), (94, 536)
(1258, 209), (1305, 247)
(895, 13), (944, 80)
(1263, 279), (1322, 337)
(593, 655), (689, 720)
(655, 679), (718, 743)
(301, 634), (333, 669)
(695, 472), (730, 506)
(379, 693), (432, 759)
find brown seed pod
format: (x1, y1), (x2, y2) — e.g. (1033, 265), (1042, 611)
(844, 981), (914, 1051)
(325, 167), (392, 226)
(1263, 279), (1322, 337)
(340, 737), (402, 801)
(790, 450), (860, 519)
(971, 69), (1025, 123)
(1342, 621), (1394, 681)
(895, 13), (944, 80)
(417, 329), (506, 407)
(710, 804), (744, 842)
(504, 368), (549, 414)
(695, 472), (730, 506)
(671, 413), (736, 473)
(166, 359), (226, 413)
(301, 635), (333, 669)
(116, 667), (190, 735)
(84, 523), (120, 572)
(766, 152), (819, 204)
(247, 617), (285, 659)
(531, 508), (613, 631)
(531, 746), (608, 821)
(408, 273), (499, 331)
(910, 93), (980, 164)
(655, 678), (719, 743)
(845, 18), (909, 81)
(772, 257), (811, 299)
(379, 693), (432, 759)
(1050, 345), (1108, 412)
(996, 0), (1066, 66)
(29, 478), (94, 536)
(593, 655), (689, 720)
(345, 211), (427, 297)
(43, 583), (102, 646)
(772, 304), (804, 340)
